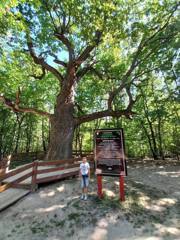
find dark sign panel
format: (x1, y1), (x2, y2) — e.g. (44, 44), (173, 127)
(95, 129), (127, 176)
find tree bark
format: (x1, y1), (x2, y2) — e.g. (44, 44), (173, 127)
(46, 96), (75, 160)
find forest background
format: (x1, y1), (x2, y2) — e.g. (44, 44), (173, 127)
(0, 0), (179, 161)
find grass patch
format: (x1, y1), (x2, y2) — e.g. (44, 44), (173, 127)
(101, 195), (121, 209)
(89, 179), (174, 229)
(49, 218), (66, 227)
(71, 200), (81, 210)
(55, 219), (66, 227)
(68, 212), (81, 221)
(30, 225), (49, 234)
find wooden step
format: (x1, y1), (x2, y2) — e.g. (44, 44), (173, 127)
(0, 188), (30, 212)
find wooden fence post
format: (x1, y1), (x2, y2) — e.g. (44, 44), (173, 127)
(0, 157), (10, 186)
(31, 160), (38, 192)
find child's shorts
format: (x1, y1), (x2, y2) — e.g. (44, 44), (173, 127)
(81, 175), (89, 188)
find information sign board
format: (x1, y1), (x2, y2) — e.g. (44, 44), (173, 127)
(95, 129), (127, 176)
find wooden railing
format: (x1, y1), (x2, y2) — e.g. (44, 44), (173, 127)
(0, 162), (34, 192)
(0, 157), (95, 193)
(8, 150), (93, 161)
(1, 151), (94, 170)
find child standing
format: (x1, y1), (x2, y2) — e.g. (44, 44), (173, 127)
(79, 157), (90, 200)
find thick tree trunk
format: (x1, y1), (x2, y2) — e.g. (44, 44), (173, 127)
(46, 100), (75, 160)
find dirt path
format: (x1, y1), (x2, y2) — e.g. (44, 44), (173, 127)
(0, 164), (180, 240)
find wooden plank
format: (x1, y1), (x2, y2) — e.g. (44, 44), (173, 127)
(0, 162), (33, 181)
(36, 170), (79, 184)
(37, 163), (80, 175)
(0, 188), (30, 212)
(0, 172), (32, 192)
(8, 183), (31, 190)
(37, 166), (65, 174)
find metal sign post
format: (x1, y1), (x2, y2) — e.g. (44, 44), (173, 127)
(97, 175), (103, 199)
(120, 175), (125, 201)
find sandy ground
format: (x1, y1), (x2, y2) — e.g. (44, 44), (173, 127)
(0, 162), (180, 240)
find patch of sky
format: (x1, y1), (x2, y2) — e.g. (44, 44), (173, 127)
(46, 50), (68, 67)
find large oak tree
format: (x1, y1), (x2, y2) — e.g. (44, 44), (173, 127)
(0, 0), (179, 160)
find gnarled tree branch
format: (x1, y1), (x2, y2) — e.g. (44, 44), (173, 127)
(53, 58), (68, 68)
(75, 30), (102, 67)
(27, 39), (64, 82)
(76, 85), (136, 125)
(54, 32), (75, 61)
(0, 94), (51, 118)
(76, 108), (136, 125)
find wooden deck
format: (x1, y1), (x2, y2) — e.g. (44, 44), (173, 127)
(0, 188), (30, 211)
(0, 158), (94, 211)
(0, 167), (79, 212)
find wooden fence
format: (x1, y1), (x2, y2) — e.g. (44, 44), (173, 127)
(0, 157), (95, 193)
(0, 150), (94, 170)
